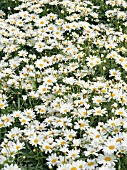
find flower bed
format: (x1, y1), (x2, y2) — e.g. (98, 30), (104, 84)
(0, 0), (127, 169)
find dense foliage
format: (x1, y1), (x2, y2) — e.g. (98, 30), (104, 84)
(0, 0), (127, 169)
(0, 0), (19, 16)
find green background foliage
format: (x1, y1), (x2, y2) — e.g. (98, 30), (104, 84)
(0, 0), (19, 16)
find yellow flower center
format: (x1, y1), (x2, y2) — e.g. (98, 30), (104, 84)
(121, 99), (126, 103)
(102, 89), (106, 93)
(112, 72), (117, 76)
(11, 134), (15, 138)
(4, 118), (9, 122)
(47, 79), (52, 83)
(97, 99), (101, 103)
(79, 101), (84, 105)
(88, 162), (94, 166)
(40, 109), (44, 113)
(79, 165), (83, 168)
(16, 145), (21, 150)
(49, 27), (53, 30)
(41, 29), (45, 33)
(90, 150), (94, 154)
(61, 141), (66, 145)
(34, 139), (39, 144)
(71, 154), (76, 157)
(109, 45), (113, 49)
(0, 103), (5, 108)
(109, 145), (115, 150)
(38, 44), (43, 48)
(55, 104), (59, 108)
(104, 157), (111, 161)
(124, 64), (127, 68)
(42, 88), (47, 92)
(97, 110), (102, 114)
(23, 14), (27, 17)
(39, 63), (44, 67)
(19, 21), (23, 25)
(40, 21), (44, 25)
(87, 30), (90, 34)
(114, 129), (118, 133)
(119, 57), (124, 62)
(95, 135), (100, 138)
(67, 47), (71, 51)
(69, 134), (73, 138)
(66, 25), (70, 29)
(80, 123), (85, 127)
(52, 159), (57, 163)
(118, 111), (123, 115)
(83, 111), (87, 115)
(0, 124), (3, 127)
(57, 119), (62, 123)
(22, 119), (26, 123)
(71, 167), (77, 170)
(111, 93), (115, 97)
(111, 123), (115, 126)
(56, 31), (60, 35)
(90, 62), (94, 66)
(45, 145), (50, 149)
(120, 121), (124, 125)
(116, 138), (122, 143)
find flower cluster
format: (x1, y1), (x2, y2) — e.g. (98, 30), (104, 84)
(0, 0), (127, 170)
